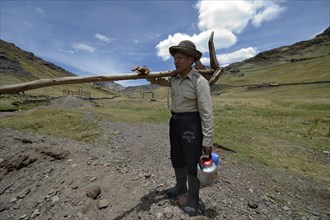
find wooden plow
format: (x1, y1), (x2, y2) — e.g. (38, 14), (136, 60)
(0, 32), (223, 95)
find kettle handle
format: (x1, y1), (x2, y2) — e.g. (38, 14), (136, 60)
(200, 153), (212, 160)
(198, 153), (212, 170)
(198, 160), (203, 171)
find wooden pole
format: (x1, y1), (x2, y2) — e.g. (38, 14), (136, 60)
(0, 69), (215, 94)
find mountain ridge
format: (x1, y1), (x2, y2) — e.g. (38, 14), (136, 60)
(0, 40), (76, 82)
(226, 27), (329, 73)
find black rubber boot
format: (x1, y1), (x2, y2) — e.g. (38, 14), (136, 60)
(184, 175), (200, 216)
(166, 167), (187, 198)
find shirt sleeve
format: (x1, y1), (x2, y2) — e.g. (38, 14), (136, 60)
(196, 76), (214, 148)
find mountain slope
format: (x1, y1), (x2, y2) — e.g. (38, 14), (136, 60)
(0, 40), (122, 97)
(228, 27), (329, 70)
(217, 27), (330, 89)
(0, 40), (76, 86)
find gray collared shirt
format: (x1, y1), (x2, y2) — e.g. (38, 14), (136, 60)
(151, 67), (214, 147)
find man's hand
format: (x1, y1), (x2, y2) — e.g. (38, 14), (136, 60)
(202, 146), (212, 155)
(131, 66), (150, 75)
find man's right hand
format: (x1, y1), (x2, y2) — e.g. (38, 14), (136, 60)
(202, 146), (212, 155)
(131, 66), (150, 75)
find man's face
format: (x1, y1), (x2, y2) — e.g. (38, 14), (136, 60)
(173, 52), (194, 74)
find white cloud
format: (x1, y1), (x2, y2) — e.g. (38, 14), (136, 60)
(48, 50), (124, 75)
(95, 33), (112, 43)
(252, 4), (286, 27)
(35, 7), (46, 18)
(196, 0), (253, 33)
(201, 47), (258, 66)
(28, 5), (46, 18)
(59, 48), (75, 54)
(149, 33), (161, 39)
(156, 29), (236, 61)
(156, 0), (285, 61)
(72, 56), (121, 75)
(196, 0), (285, 32)
(71, 43), (96, 53)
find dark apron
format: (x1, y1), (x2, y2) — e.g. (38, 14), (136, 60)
(169, 112), (203, 176)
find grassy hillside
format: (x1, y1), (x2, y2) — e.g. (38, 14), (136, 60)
(0, 40), (75, 84)
(215, 55), (330, 91)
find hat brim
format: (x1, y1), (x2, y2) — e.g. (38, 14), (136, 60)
(169, 46), (202, 61)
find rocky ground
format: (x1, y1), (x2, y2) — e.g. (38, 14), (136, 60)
(0, 98), (329, 220)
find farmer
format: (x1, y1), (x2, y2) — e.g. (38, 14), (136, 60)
(132, 40), (213, 216)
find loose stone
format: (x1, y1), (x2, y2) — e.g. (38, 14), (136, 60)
(86, 184), (101, 199)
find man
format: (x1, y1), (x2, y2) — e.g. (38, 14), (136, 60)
(132, 40), (213, 216)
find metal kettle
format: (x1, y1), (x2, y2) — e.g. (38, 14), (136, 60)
(197, 154), (218, 186)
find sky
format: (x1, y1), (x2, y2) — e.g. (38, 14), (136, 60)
(1, 0), (329, 87)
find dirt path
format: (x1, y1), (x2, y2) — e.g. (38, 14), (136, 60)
(0, 109), (329, 219)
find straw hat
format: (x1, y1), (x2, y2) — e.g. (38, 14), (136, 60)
(169, 40), (202, 61)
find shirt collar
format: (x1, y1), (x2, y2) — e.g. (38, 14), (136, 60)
(174, 67), (196, 80)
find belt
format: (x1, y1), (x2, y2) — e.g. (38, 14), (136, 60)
(171, 111), (200, 120)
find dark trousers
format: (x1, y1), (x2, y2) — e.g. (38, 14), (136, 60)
(169, 112), (203, 177)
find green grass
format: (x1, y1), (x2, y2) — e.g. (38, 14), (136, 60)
(0, 94), (45, 111)
(96, 99), (171, 123)
(212, 89), (330, 182)
(0, 104), (17, 111)
(0, 108), (99, 142)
